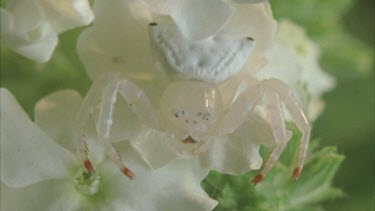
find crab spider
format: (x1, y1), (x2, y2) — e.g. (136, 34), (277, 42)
(75, 71), (309, 185)
(75, 20), (310, 184)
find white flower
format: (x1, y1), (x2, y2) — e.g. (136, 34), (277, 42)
(0, 0), (94, 62)
(140, 0), (233, 40)
(256, 20), (335, 121)
(0, 88), (217, 211)
(77, 0), (276, 82)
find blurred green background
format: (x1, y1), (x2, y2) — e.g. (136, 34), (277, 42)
(314, 1), (374, 210)
(0, 0), (373, 210)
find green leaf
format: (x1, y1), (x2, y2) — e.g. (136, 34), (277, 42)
(0, 0), (8, 7)
(203, 131), (345, 211)
(271, 0), (353, 36)
(271, 0), (374, 75)
(318, 31), (374, 76)
(0, 28), (91, 116)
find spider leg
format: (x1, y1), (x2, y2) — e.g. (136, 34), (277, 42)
(75, 72), (159, 180)
(94, 76), (160, 180)
(220, 78), (309, 184)
(105, 140), (135, 179)
(252, 89), (289, 185)
(79, 134), (95, 174)
(76, 72), (120, 133)
(264, 79), (311, 179)
(93, 75), (160, 139)
(75, 72), (120, 174)
(117, 79), (159, 129)
(96, 78), (121, 139)
(99, 78), (160, 180)
(94, 77), (136, 180)
(218, 83), (263, 136)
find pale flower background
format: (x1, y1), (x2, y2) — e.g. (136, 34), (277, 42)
(0, 0), (373, 210)
(0, 0), (94, 62)
(0, 88), (217, 211)
(256, 20), (335, 121)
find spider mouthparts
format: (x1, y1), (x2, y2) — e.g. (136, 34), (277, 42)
(182, 136), (197, 144)
(84, 159), (95, 174)
(292, 166), (301, 180)
(251, 173), (264, 186)
(121, 166), (135, 180)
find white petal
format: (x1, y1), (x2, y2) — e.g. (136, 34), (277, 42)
(98, 141), (217, 211)
(228, 2), (277, 59)
(0, 88), (77, 187)
(169, 0), (233, 40)
(256, 43), (301, 90)
(255, 20), (335, 121)
(1, 181), (79, 211)
(232, 0), (267, 3)
(38, 0), (94, 33)
(0, 9), (15, 42)
(142, 0), (233, 40)
(1, 0), (92, 63)
(139, 0), (179, 14)
(275, 20), (335, 96)
(130, 128), (178, 169)
(6, 0), (43, 33)
(200, 113), (274, 175)
(77, 0), (155, 80)
(11, 33), (58, 62)
(1, 2), (58, 63)
(34, 90), (82, 152)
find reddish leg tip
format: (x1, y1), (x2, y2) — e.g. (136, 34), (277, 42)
(121, 166), (135, 180)
(292, 167), (301, 180)
(84, 159), (95, 174)
(251, 174), (264, 186)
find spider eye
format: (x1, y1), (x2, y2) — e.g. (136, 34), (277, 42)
(198, 112), (212, 121)
(173, 109), (185, 118)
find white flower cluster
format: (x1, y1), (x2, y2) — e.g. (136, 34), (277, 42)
(0, 0), (94, 62)
(0, 0), (334, 210)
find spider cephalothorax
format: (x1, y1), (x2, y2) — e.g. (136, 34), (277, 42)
(160, 81), (224, 142)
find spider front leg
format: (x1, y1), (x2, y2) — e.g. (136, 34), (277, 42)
(75, 72), (119, 175)
(75, 72), (159, 179)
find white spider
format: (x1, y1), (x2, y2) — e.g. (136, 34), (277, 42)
(75, 21), (310, 185)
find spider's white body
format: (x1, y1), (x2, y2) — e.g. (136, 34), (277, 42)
(76, 21), (310, 184)
(149, 20), (254, 83)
